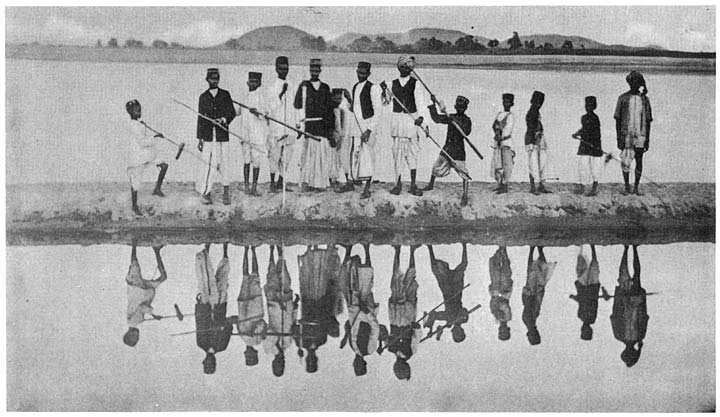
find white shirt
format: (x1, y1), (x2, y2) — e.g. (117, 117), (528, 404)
(493, 111), (514, 148)
(340, 80), (383, 136)
(267, 77), (298, 137)
(384, 76), (426, 120)
(239, 87), (269, 141)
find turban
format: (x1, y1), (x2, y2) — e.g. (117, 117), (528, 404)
(125, 99), (139, 112)
(456, 95), (469, 106)
(502, 93), (514, 103)
(357, 61), (371, 70)
(309, 58), (322, 67)
(275, 56), (288, 66)
(531, 90), (545, 105)
(396, 55), (416, 70)
(248, 72), (262, 81)
(585, 96), (597, 107)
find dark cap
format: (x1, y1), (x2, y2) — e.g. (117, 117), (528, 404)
(275, 56), (289, 66)
(357, 61), (371, 70)
(125, 99), (140, 112)
(331, 88), (345, 96)
(309, 58), (322, 67)
(531, 90), (545, 104)
(206, 68), (219, 77)
(585, 96), (597, 107)
(456, 95), (469, 106)
(248, 71), (262, 81)
(502, 93), (514, 102)
(626, 70), (645, 86)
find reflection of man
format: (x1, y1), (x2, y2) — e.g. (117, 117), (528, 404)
(296, 245), (342, 373)
(570, 245), (600, 340)
(522, 246), (556, 346)
(237, 246), (267, 367)
(267, 56), (297, 193)
(489, 246), (513, 341)
(124, 244), (167, 347)
(195, 243), (233, 374)
(341, 244), (380, 376)
(386, 245), (422, 381)
(426, 243), (469, 343)
(611, 245), (649, 367)
(263, 245), (298, 377)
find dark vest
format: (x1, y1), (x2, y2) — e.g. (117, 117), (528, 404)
(351, 81), (375, 119)
(392, 78), (417, 114)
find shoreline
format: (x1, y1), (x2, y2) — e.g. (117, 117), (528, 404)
(7, 181), (714, 246)
(6, 45), (716, 75)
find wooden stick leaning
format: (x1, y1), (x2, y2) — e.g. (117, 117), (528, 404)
(569, 136), (662, 187)
(382, 85), (472, 181)
(140, 121), (223, 174)
(419, 302), (482, 342)
(411, 70), (484, 160)
(233, 99), (322, 142)
(171, 98), (251, 146)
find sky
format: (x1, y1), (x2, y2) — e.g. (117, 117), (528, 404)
(4, 5), (716, 52)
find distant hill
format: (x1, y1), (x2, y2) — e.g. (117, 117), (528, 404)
(513, 34), (608, 49)
(224, 25), (315, 50)
(330, 27), (484, 48)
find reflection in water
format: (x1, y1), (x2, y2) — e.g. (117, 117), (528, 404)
(611, 245), (649, 368)
(124, 244), (167, 347)
(489, 246), (513, 341)
(522, 246), (557, 345)
(118, 241), (662, 378)
(570, 244), (601, 341)
(194, 243), (233, 374)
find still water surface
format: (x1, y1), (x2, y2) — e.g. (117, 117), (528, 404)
(6, 240), (715, 411)
(6, 59), (715, 185)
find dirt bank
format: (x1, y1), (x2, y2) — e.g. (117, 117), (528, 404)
(7, 181), (714, 247)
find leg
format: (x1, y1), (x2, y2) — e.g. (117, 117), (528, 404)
(251, 245), (259, 275)
(528, 149), (538, 193)
(461, 179), (468, 206)
(537, 246), (546, 262)
(361, 177), (372, 199)
(243, 163), (251, 195)
(131, 243), (138, 262)
(409, 169), (422, 196)
(130, 186), (141, 216)
(527, 246), (535, 276)
(537, 149), (551, 193)
(407, 137), (422, 196)
(391, 136), (402, 194)
(154, 244), (167, 281)
(427, 244), (436, 263)
(633, 148), (644, 195)
(424, 175), (436, 191)
(632, 245), (641, 286)
(153, 162), (168, 196)
(197, 142), (214, 204)
(409, 245), (417, 269)
(618, 245), (630, 288)
(251, 166), (261, 196)
(363, 243), (371, 267)
(243, 246), (249, 277)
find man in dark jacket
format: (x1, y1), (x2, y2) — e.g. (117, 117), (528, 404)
(525, 91), (551, 194)
(196, 68), (236, 205)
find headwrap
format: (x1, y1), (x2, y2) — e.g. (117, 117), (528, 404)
(309, 58), (322, 67)
(248, 71), (262, 81)
(585, 96), (597, 107)
(531, 90), (545, 105)
(275, 56), (289, 66)
(125, 99), (139, 112)
(456, 95), (469, 106)
(396, 55), (416, 70)
(206, 68), (219, 78)
(502, 93), (514, 103)
(626, 70), (648, 93)
(357, 61), (371, 71)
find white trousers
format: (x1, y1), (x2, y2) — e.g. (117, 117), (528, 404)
(527, 145), (549, 181)
(267, 135), (294, 175)
(392, 136), (420, 178)
(195, 141), (230, 195)
(577, 155), (602, 184)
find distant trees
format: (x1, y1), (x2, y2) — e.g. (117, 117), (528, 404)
(348, 36), (397, 53)
(152, 40), (169, 49)
(524, 40), (535, 50)
(348, 36), (373, 52)
(487, 39), (500, 51)
(508, 31), (522, 50)
(300, 35), (327, 51)
(124, 39), (144, 48)
(224, 39), (241, 49)
(455, 35), (486, 52)
(107, 38), (118, 48)
(543, 42), (554, 50)
(96, 39), (102, 48)
(561, 40), (574, 50)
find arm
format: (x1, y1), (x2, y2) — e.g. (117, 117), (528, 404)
(366, 84), (383, 133)
(502, 113), (514, 139)
(614, 95), (624, 149)
(426, 103), (448, 124)
(223, 90), (236, 125)
(644, 97), (652, 149)
(293, 82), (304, 110)
(196, 94), (204, 140)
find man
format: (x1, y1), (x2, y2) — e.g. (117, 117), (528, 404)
(384, 245), (422, 381)
(525, 91), (551, 194)
(522, 246), (556, 346)
(424, 95), (473, 206)
(195, 242), (233, 374)
(196, 68), (236, 205)
(489, 246), (513, 341)
(572, 96), (603, 196)
(123, 243), (167, 347)
(425, 243), (469, 343)
(614, 71), (653, 195)
(267, 56), (297, 193)
(237, 246), (267, 367)
(570, 244), (601, 341)
(239, 72), (269, 197)
(340, 61), (383, 199)
(491, 93), (515, 194)
(611, 245), (649, 367)
(125, 99), (168, 216)
(331, 89), (350, 191)
(381, 55), (426, 197)
(294, 58), (335, 192)
(341, 244), (381, 376)
(263, 245), (299, 377)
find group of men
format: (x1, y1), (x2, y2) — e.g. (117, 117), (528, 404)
(125, 57), (653, 214)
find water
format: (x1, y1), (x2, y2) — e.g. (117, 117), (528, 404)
(6, 58), (715, 185)
(6, 240), (714, 411)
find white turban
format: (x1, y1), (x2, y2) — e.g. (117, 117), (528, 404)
(396, 55), (416, 70)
